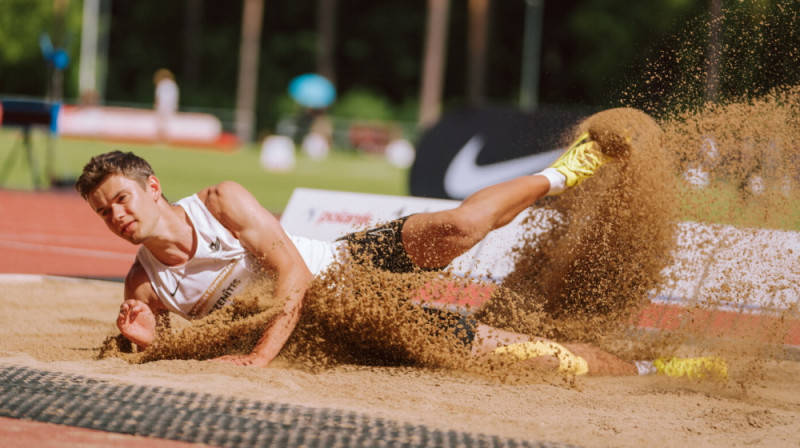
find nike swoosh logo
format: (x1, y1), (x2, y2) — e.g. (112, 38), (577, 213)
(169, 279), (181, 297)
(367, 228), (396, 238)
(443, 135), (564, 199)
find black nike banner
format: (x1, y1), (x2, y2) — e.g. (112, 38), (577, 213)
(410, 107), (594, 200)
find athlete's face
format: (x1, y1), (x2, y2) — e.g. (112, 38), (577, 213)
(87, 174), (162, 245)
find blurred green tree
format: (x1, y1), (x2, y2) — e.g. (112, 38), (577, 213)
(0, 0), (82, 99)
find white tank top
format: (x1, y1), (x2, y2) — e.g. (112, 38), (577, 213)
(137, 194), (342, 320)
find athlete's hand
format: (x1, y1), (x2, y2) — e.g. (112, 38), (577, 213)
(116, 299), (157, 349)
(209, 353), (270, 367)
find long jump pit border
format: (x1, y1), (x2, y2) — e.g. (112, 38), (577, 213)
(0, 361), (576, 448)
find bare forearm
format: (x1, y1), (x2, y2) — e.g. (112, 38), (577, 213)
(248, 266), (311, 363)
(249, 288), (304, 365)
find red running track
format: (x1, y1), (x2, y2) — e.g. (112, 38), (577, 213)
(0, 188), (137, 278)
(0, 189), (200, 447)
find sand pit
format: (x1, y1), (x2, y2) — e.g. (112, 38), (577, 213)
(1, 274), (798, 448)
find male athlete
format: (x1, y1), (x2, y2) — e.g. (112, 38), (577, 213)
(76, 109), (727, 380)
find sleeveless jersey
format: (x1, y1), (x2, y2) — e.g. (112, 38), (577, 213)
(137, 194), (342, 320)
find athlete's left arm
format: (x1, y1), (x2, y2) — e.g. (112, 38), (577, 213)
(200, 181), (314, 367)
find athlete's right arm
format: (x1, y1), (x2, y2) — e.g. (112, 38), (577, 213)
(118, 261), (169, 350)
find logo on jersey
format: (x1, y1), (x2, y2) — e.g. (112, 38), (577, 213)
(168, 280), (181, 297)
(209, 237), (221, 253)
(212, 278), (241, 312)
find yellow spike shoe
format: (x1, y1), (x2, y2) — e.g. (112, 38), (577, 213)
(548, 132), (612, 189)
(654, 356), (728, 382)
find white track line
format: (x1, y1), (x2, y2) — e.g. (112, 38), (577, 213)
(0, 273), (115, 283)
(0, 239), (134, 261)
(0, 232), (112, 246)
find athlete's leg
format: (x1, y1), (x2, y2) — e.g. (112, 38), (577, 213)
(470, 324), (637, 376)
(560, 341), (638, 376)
(402, 174), (551, 268)
(401, 126), (614, 269)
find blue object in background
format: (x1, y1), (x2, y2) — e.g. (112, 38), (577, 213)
(0, 100), (60, 134)
(49, 103), (60, 134)
(39, 33), (54, 60)
(39, 32), (70, 71)
(288, 74), (336, 109)
(51, 50), (70, 71)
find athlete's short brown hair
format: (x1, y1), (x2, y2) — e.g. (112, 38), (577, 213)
(75, 151), (156, 199)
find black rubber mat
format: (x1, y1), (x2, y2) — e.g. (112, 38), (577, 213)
(0, 363), (580, 448)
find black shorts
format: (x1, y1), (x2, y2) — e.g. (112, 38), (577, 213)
(337, 216), (478, 347)
(420, 306), (478, 348)
(337, 216), (421, 274)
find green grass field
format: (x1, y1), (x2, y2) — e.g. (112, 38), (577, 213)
(0, 129), (408, 212)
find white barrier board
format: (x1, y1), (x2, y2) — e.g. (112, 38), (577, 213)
(58, 105), (222, 143)
(655, 221), (800, 312)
